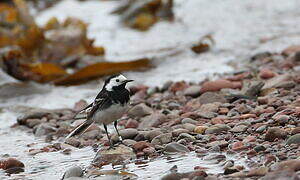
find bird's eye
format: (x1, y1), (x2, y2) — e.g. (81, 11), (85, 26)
(116, 79), (120, 82)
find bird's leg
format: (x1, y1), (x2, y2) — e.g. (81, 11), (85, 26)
(114, 121), (123, 144)
(103, 124), (113, 149)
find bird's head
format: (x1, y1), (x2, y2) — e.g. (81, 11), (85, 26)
(104, 74), (133, 91)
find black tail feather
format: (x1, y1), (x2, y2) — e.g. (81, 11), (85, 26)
(65, 120), (93, 140)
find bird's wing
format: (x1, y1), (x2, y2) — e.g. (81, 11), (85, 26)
(87, 90), (112, 120)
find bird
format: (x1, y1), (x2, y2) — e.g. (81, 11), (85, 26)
(66, 74), (133, 148)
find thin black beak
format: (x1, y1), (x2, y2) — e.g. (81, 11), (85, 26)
(124, 79), (134, 83)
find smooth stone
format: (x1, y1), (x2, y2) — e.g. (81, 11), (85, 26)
(164, 142), (190, 153)
(178, 133), (196, 142)
(183, 123), (196, 132)
(171, 129), (190, 137)
(194, 126), (208, 134)
(230, 125), (248, 133)
(181, 118), (198, 124)
(256, 125), (267, 133)
(34, 123), (57, 136)
(151, 133), (172, 146)
(205, 124), (230, 134)
(127, 103), (153, 118)
(265, 127), (287, 142)
(138, 113), (167, 129)
(286, 134), (300, 145)
(183, 85), (201, 97)
(198, 92), (227, 104)
(92, 145), (136, 167)
(62, 166), (83, 179)
(145, 129), (163, 141)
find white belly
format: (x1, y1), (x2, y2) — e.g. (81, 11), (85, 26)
(92, 104), (128, 125)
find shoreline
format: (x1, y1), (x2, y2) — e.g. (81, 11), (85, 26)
(1, 45), (299, 179)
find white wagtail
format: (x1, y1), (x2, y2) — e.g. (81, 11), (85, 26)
(66, 74), (133, 148)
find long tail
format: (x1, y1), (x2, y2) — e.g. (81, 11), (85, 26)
(65, 120), (93, 140)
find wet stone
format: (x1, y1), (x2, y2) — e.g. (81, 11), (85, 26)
(230, 125), (248, 133)
(92, 145), (136, 168)
(171, 128), (190, 137)
(183, 123), (196, 132)
(62, 166), (83, 179)
(164, 142), (190, 153)
(34, 123), (57, 136)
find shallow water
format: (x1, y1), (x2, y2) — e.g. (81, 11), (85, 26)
(1, 0), (300, 179)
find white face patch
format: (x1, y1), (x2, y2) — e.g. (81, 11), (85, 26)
(105, 74), (128, 91)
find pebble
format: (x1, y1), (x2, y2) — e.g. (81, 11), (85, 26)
(62, 166), (83, 179)
(164, 142), (190, 153)
(272, 114), (289, 125)
(171, 128), (189, 137)
(145, 129), (163, 141)
(183, 85), (201, 97)
(65, 137), (81, 147)
(138, 113), (167, 129)
(111, 128), (138, 142)
(286, 134), (300, 145)
(200, 79), (241, 93)
(259, 68), (276, 79)
(183, 123), (196, 132)
(178, 133), (196, 142)
(151, 133), (172, 145)
(0, 158), (24, 170)
(132, 141), (151, 152)
(254, 145), (266, 153)
(194, 126), (208, 134)
(198, 92), (227, 104)
(34, 123), (57, 136)
(256, 125), (267, 133)
(125, 119), (139, 128)
(205, 124), (230, 134)
(128, 103), (153, 118)
(92, 145), (135, 167)
(230, 125), (248, 133)
(181, 118), (198, 124)
(265, 127), (287, 142)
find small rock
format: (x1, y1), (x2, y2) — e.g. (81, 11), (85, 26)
(231, 141), (245, 151)
(34, 123), (57, 136)
(145, 129), (163, 141)
(122, 139), (137, 146)
(200, 79), (241, 93)
(198, 92), (227, 104)
(256, 125), (267, 133)
(207, 140), (228, 148)
(272, 159), (300, 172)
(26, 118), (41, 128)
(254, 145), (266, 153)
(62, 166), (83, 179)
(171, 128), (189, 137)
(196, 103), (220, 119)
(73, 100), (88, 112)
(164, 142), (190, 153)
(205, 124), (230, 134)
(65, 137), (81, 147)
(273, 114), (289, 125)
(183, 123), (196, 132)
(138, 113), (167, 129)
(291, 127), (300, 135)
(82, 129), (101, 139)
(183, 85), (201, 97)
(111, 128), (138, 142)
(125, 119), (139, 128)
(230, 125), (248, 133)
(286, 134), (300, 145)
(259, 68), (275, 79)
(181, 118), (198, 124)
(92, 145), (136, 167)
(194, 126), (208, 134)
(0, 158), (24, 170)
(178, 133), (196, 142)
(128, 103), (153, 118)
(132, 141), (151, 152)
(151, 133), (172, 146)
(265, 127), (287, 142)
(263, 74), (291, 89)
